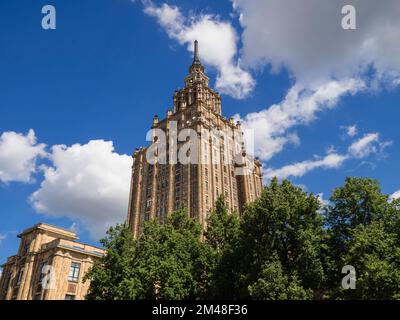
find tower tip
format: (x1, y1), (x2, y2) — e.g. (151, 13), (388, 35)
(189, 39), (205, 74)
(193, 40), (199, 63)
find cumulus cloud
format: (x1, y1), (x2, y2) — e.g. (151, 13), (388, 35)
(138, 0), (400, 167)
(0, 129), (47, 184)
(348, 133), (391, 158)
(233, 0), (400, 87)
(138, 1), (399, 167)
(230, 0), (399, 163)
(143, 1), (255, 98)
(236, 79), (364, 161)
(30, 140), (132, 239)
(265, 153), (347, 180)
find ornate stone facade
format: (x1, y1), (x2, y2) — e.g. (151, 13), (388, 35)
(127, 41), (263, 238)
(0, 223), (104, 300)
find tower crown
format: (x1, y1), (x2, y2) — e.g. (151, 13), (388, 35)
(186, 40), (208, 87)
(170, 40), (221, 115)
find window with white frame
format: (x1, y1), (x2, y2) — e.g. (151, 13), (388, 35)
(68, 262), (81, 282)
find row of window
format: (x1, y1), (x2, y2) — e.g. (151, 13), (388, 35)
(34, 294), (76, 300)
(3, 261), (81, 300)
(16, 261), (81, 287)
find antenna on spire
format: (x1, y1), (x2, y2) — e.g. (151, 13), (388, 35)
(193, 40), (200, 64)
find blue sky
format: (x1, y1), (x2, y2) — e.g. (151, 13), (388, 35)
(1, 0), (400, 265)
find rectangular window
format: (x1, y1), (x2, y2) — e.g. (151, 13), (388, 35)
(39, 262), (47, 282)
(68, 262), (81, 282)
(16, 268), (24, 286)
(23, 241), (31, 255)
(5, 273), (11, 289)
(64, 294), (76, 300)
(146, 199), (152, 209)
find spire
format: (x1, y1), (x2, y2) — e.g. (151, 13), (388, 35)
(189, 40), (204, 73)
(185, 40), (207, 86)
(193, 40), (200, 64)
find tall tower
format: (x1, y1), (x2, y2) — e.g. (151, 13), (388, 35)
(127, 41), (263, 238)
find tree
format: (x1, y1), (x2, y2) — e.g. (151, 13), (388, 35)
(220, 178), (326, 299)
(204, 195), (239, 252)
(86, 177), (400, 300)
(326, 177), (389, 254)
(85, 210), (213, 300)
(325, 177), (400, 299)
(248, 252), (312, 300)
(204, 195), (240, 298)
(343, 221), (400, 299)
(84, 224), (137, 300)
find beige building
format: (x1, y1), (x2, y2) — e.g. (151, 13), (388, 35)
(0, 223), (104, 300)
(127, 41), (263, 238)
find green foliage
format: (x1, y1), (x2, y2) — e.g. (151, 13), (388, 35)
(84, 224), (137, 300)
(247, 253), (312, 300)
(86, 177), (400, 300)
(344, 221), (400, 299)
(204, 195), (239, 253)
(204, 195), (240, 298)
(221, 178), (325, 299)
(85, 210), (213, 300)
(325, 177), (400, 299)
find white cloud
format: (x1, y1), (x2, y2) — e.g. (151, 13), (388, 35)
(236, 79), (364, 161)
(143, 1), (255, 98)
(30, 140), (132, 239)
(345, 125), (358, 138)
(139, 1), (399, 166)
(139, 1), (399, 165)
(264, 129), (391, 180)
(348, 133), (391, 158)
(264, 153), (347, 180)
(295, 184), (308, 192)
(0, 234), (6, 245)
(317, 193), (330, 208)
(326, 145), (337, 154)
(69, 222), (79, 234)
(0, 129), (47, 184)
(233, 0), (400, 87)
(391, 190), (400, 201)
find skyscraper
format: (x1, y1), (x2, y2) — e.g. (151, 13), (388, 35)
(127, 41), (263, 238)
